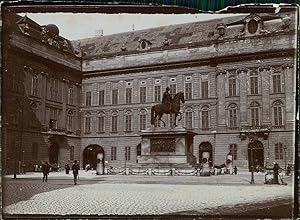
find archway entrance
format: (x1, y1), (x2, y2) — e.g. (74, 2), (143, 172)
(248, 140), (264, 171)
(199, 142), (213, 164)
(83, 145), (104, 170)
(49, 142), (59, 164)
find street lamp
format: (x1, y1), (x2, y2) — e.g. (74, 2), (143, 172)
(284, 145), (287, 175)
(249, 138), (255, 184)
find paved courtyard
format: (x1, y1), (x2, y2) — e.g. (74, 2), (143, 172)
(2, 171), (294, 218)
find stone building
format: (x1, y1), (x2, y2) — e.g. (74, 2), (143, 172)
(2, 13), (82, 173)
(2, 7), (297, 173)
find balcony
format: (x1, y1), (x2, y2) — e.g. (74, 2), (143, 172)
(240, 125), (271, 140)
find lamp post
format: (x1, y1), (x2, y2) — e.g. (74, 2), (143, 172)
(284, 145), (287, 175)
(249, 138), (255, 184)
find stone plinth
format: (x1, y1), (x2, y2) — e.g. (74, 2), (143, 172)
(138, 127), (197, 166)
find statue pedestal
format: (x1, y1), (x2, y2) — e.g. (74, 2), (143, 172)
(138, 127), (197, 167)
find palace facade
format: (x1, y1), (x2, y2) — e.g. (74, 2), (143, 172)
(2, 7), (297, 173)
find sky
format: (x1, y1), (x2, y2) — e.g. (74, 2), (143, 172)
(19, 13), (239, 40)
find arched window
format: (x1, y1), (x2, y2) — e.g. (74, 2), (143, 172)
(125, 110), (132, 132)
(111, 111), (118, 133)
(84, 112), (91, 133)
(97, 111), (105, 133)
(228, 103), (238, 128)
(67, 110), (73, 131)
(273, 100), (284, 127)
(185, 107), (193, 129)
(139, 109), (147, 131)
(250, 101), (260, 126)
(201, 106), (210, 130)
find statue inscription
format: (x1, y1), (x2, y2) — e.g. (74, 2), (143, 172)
(150, 138), (176, 152)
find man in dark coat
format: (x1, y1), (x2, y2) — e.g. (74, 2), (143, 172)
(273, 163), (280, 184)
(42, 162), (50, 182)
(72, 160), (80, 185)
(162, 87), (172, 112)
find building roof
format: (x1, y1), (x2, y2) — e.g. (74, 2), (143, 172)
(72, 12), (290, 59)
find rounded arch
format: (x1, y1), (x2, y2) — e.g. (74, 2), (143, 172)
(272, 99), (284, 106)
(248, 140), (264, 171)
(199, 142), (213, 164)
(228, 103), (238, 109)
(83, 144), (105, 170)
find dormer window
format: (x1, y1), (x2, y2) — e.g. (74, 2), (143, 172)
(138, 39), (151, 51)
(248, 19), (258, 34)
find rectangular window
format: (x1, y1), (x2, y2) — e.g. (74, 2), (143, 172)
(125, 115), (132, 132)
(98, 116), (104, 133)
(170, 84), (176, 97)
(185, 112), (193, 129)
(99, 90), (105, 106)
(274, 106), (283, 126)
(126, 88), (132, 104)
(229, 109), (237, 128)
(111, 147), (117, 161)
(273, 75), (281, 93)
(201, 81), (208, 98)
(112, 115), (118, 132)
(50, 79), (59, 101)
(250, 76), (258, 94)
(31, 76), (38, 96)
(229, 144), (237, 160)
(202, 111), (209, 129)
(32, 143), (38, 160)
(228, 78), (236, 97)
(140, 114), (146, 130)
(185, 83), (192, 100)
(251, 108), (259, 126)
(68, 87), (74, 105)
(140, 87), (146, 103)
(125, 146), (131, 161)
(86, 91), (91, 106)
(67, 114), (73, 131)
(49, 108), (59, 129)
(154, 85), (161, 102)
(112, 89), (118, 105)
(70, 146), (74, 161)
(85, 116), (91, 133)
(275, 143), (283, 160)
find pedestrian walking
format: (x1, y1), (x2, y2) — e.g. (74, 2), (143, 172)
(72, 160), (80, 185)
(233, 166), (238, 175)
(65, 163), (70, 174)
(273, 162), (280, 184)
(42, 162), (50, 182)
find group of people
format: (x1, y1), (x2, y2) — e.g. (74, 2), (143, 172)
(42, 160), (80, 184)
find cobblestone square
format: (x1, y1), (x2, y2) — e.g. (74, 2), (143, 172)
(2, 171), (294, 218)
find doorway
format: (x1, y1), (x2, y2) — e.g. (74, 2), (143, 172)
(248, 140), (264, 171)
(83, 145), (105, 170)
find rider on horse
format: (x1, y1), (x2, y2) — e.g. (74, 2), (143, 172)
(162, 87), (172, 112)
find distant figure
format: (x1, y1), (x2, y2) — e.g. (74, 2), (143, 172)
(234, 166), (238, 175)
(85, 163), (91, 172)
(286, 164), (291, 176)
(273, 163), (280, 184)
(65, 164), (70, 174)
(72, 160), (80, 185)
(42, 162), (50, 182)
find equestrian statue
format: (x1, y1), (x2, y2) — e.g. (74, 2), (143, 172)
(151, 87), (185, 127)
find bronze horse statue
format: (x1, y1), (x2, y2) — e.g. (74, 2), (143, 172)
(151, 92), (185, 127)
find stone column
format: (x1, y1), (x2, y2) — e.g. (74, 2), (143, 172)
(260, 66), (271, 125)
(216, 70), (226, 128)
(238, 68), (249, 125)
(284, 64), (295, 128)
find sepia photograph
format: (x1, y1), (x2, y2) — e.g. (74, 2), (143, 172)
(1, 3), (298, 219)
